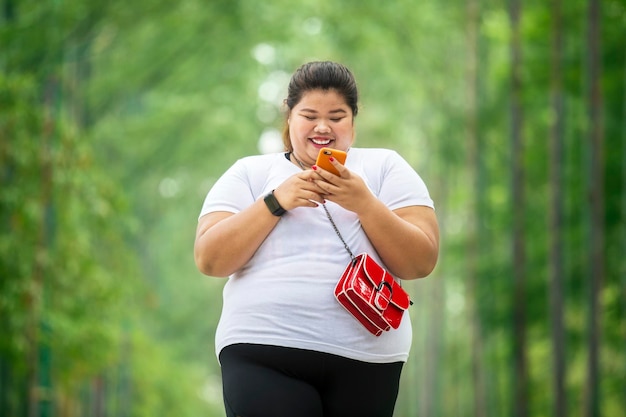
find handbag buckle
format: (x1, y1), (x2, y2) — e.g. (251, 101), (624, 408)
(374, 281), (393, 310)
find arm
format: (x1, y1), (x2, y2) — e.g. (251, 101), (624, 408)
(356, 200), (439, 279)
(194, 169), (325, 277)
(312, 162), (439, 280)
(194, 201), (280, 278)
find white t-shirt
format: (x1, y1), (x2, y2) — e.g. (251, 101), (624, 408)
(199, 148), (434, 363)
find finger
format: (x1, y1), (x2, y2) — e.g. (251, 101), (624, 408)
(311, 168), (342, 190)
(302, 189), (325, 202)
(300, 177), (326, 193)
(295, 192), (325, 207)
(314, 179), (335, 195)
(314, 180), (327, 194)
(329, 157), (349, 178)
(311, 165), (331, 180)
(298, 198), (321, 208)
(295, 168), (321, 182)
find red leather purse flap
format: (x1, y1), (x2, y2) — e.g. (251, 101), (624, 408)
(360, 254), (411, 311)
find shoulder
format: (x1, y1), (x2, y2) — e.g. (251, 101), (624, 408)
(347, 147), (410, 172)
(348, 147), (399, 159)
(235, 152), (285, 167)
(225, 153), (286, 175)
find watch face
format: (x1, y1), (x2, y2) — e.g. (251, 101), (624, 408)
(264, 192), (286, 216)
(267, 197), (280, 212)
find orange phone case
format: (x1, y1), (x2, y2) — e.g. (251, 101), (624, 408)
(315, 148), (347, 176)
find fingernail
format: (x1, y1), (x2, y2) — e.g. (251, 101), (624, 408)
(329, 157), (335, 162)
(312, 165), (318, 170)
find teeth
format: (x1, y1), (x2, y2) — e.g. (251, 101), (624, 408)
(312, 138), (331, 145)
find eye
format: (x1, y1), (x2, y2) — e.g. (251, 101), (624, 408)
(330, 118), (344, 122)
(301, 115), (315, 121)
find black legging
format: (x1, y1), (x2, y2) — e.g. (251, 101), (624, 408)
(218, 343), (404, 417)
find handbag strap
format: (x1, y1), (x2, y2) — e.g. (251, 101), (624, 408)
(290, 153), (411, 302)
(321, 203), (356, 263)
(290, 152), (356, 262)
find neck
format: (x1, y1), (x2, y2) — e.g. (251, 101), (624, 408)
(291, 152), (309, 170)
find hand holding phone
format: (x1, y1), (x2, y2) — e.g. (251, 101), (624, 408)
(315, 148), (347, 176)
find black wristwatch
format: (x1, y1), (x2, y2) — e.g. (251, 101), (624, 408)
(264, 190), (286, 216)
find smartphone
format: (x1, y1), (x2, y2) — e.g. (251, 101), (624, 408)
(315, 148), (347, 176)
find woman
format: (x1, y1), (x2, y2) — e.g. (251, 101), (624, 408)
(194, 61), (439, 417)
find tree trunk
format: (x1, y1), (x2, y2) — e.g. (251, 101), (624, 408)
(622, 41), (626, 417)
(93, 376), (106, 417)
(509, 0), (529, 416)
(466, 0), (487, 415)
(584, 0), (604, 416)
(28, 76), (57, 417)
(548, 0), (567, 415)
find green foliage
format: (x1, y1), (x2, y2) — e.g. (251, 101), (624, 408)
(0, 72), (43, 363)
(1, 0), (624, 416)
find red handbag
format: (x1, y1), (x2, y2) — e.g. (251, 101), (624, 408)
(320, 204), (412, 336)
(335, 253), (412, 336)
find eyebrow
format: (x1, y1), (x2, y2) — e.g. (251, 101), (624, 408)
(299, 108), (348, 114)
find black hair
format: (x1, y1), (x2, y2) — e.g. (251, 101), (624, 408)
(282, 61), (359, 151)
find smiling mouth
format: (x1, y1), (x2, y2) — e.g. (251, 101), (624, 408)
(310, 137), (333, 146)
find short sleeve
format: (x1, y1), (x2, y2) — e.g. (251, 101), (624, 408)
(377, 150), (434, 211)
(199, 159), (255, 218)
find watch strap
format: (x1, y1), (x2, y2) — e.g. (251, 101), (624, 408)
(264, 190), (286, 216)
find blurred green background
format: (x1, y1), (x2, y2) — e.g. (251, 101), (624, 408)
(1, 0), (624, 416)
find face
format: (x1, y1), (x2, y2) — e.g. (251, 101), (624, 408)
(288, 89), (355, 166)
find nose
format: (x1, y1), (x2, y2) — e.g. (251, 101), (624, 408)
(314, 120), (331, 133)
